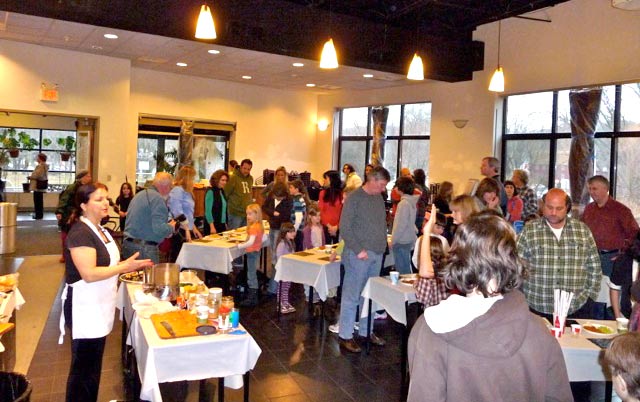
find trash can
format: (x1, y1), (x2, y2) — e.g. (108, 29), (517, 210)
(0, 372), (31, 402)
(0, 203), (17, 254)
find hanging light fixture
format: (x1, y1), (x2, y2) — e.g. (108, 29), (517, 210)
(488, 20), (504, 92)
(320, 38), (339, 69)
(195, 4), (217, 40)
(407, 53), (424, 80)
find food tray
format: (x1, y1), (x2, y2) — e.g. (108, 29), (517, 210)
(582, 322), (616, 335)
(119, 271), (144, 283)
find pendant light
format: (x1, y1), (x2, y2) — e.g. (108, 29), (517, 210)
(320, 38), (339, 69)
(195, 4), (217, 40)
(488, 20), (504, 92)
(407, 53), (424, 80)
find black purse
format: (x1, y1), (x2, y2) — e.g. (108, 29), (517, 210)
(36, 179), (48, 190)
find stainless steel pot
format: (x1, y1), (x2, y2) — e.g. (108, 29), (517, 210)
(151, 263), (180, 302)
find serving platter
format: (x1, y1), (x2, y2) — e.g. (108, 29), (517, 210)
(582, 322), (616, 336)
(119, 270), (144, 283)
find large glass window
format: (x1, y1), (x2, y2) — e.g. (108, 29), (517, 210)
(502, 84), (640, 216)
(1, 127), (76, 191)
(337, 102), (431, 184)
(136, 117), (231, 186)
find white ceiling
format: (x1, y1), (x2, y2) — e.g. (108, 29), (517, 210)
(0, 10), (429, 93)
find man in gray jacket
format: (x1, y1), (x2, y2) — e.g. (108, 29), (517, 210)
(336, 165), (390, 353)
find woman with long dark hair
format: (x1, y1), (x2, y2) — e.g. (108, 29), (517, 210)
(204, 169), (229, 235)
(318, 170), (343, 244)
(60, 183), (152, 402)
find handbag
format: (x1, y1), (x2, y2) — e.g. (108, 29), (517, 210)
(36, 179), (48, 190)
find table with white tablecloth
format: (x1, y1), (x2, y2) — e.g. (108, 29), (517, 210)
(0, 288), (24, 352)
(117, 283), (262, 402)
(175, 228), (269, 274)
(273, 249), (341, 302)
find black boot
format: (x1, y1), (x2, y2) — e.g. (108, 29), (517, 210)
(240, 288), (258, 307)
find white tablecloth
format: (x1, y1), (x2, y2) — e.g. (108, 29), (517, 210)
(175, 229), (269, 274)
(360, 276), (417, 325)
(273, 249), (341, 301)
(545, 318), (617, 382)
(117, 284), (262, 402)
(0, 288), (25, 352)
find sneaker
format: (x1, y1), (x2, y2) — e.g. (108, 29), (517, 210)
(280, 304), (296, 314)
(374, 311), (388, 320)
(329, 323), (339, 333)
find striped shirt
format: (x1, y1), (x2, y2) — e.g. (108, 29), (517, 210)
(516, 217), (601, 315)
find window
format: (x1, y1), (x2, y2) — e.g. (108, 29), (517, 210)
(337, 102), (431, 184)
(502, 83), (640, 216)
(0, 127), (76, 191)
(136, 117), (231, 185)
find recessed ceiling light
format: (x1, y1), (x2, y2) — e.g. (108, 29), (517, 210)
(363, 74), (374, 78)
(306, 83), (316, 87)
(176, 62), (188, 67)
(103, 33), (118, 39)
(292, 62), (304, 67)
(208, 49), (221, 54)
(242, 75), (252, 80)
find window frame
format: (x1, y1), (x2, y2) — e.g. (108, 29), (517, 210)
(500, 84), (640, 200)
(336, 102), (431, 180)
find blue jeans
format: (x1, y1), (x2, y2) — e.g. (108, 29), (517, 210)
(228, 213), (246, 230)
(599, 253), (615, 277)
(122, 239), (160, 264)
(338, 248), (383, 339)
(246, 251), (260, 290)
(392, 243), (413, 275)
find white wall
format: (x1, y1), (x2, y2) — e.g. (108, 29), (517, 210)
(130, 69), (318, 180)
(0, 39), (320, 193)
(315, 0), (640, 193)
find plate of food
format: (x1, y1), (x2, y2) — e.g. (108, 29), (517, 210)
(399, 273), (418, 286)
(119, 270), (144, 283)
(582, 323), (617, 336)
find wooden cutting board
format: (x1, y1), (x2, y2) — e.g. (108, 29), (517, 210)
(150, 310), (202, 339)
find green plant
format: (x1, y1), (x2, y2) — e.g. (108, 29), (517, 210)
(43, 138), (52, 147)
(0, 128), (20, 149)
(18, 131), (38, 150)
(57, 135), (76, 152)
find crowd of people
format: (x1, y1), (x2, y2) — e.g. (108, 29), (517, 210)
(48, 153), (640, 402)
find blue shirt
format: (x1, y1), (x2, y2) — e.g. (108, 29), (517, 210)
(168, 186), (196, 230)
(123, 186), (173, 243)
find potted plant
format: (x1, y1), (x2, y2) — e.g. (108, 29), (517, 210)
(57, 135), (76, 161)
(0, 128), (21, 157)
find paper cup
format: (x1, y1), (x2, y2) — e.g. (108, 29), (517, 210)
(571, 324), (582, 336)
(389, 271), (399, 285)
(617, 317), (629, 334)
(550, 327), (562, 338)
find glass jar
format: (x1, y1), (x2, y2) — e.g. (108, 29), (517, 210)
(208, 287), (223, 319)
(219, 296), (235, 320)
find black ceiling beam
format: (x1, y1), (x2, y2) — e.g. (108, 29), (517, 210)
(3, 0), (571, 82)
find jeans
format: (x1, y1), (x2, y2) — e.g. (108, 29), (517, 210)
(246, 251), (260, 289)
(122, 239), (160, 264)
(33, 190), (44, 219)
(338, 248), (383, 339)
(392, 243), (413, 275)
(228, 213), (246, 230)
(599, 253), (615, 277)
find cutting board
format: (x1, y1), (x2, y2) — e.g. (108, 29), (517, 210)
(150, 310), (202, 339)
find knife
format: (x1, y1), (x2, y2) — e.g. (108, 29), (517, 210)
(160, 320), (176, 338)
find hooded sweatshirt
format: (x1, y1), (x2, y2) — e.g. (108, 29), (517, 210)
(391, 193), (420, 245)
(407, 290), (573, 402)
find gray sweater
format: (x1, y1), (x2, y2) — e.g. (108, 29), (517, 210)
(340, 187), (387, 254)
(391, 193), (419, 245)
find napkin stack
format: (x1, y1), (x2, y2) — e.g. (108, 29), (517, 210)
(553, 289), (574, 334)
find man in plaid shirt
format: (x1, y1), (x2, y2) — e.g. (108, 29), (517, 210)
(517, 188), (601, 318)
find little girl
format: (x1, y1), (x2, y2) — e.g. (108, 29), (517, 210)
(237, 204), (264, 307)
(289, 179), (310, 251)
(413, 206), (449, 307)
(302, 206), (325, 303)
(276, 223), (297, 314)
(115, 182), (133, 230)
(302, 206), (325, 249)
